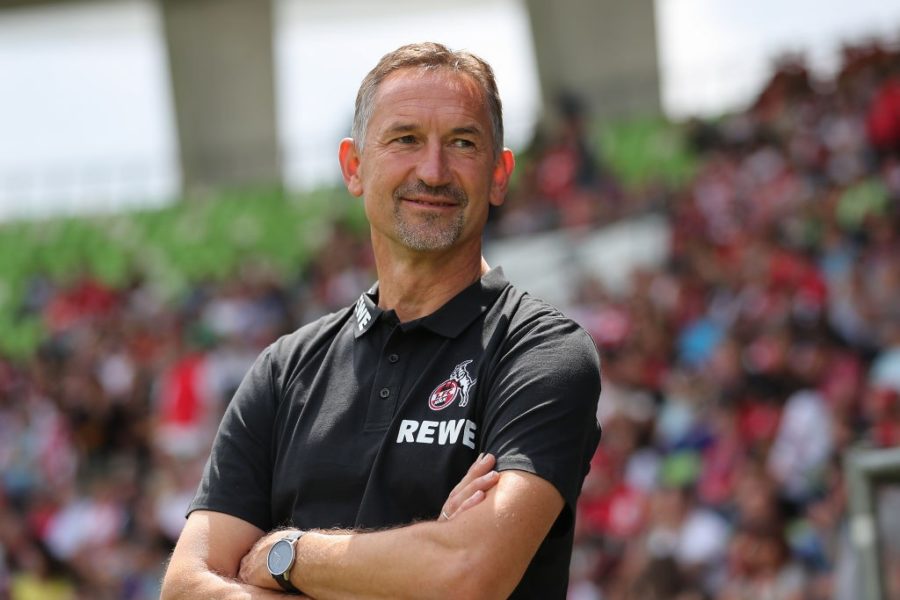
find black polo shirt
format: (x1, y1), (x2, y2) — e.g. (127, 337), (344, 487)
(190, 268), (601, 598)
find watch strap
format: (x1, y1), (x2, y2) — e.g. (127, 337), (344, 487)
(274, 571), (301, 594)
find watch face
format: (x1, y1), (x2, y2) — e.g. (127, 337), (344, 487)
(267, 539), (293, 575)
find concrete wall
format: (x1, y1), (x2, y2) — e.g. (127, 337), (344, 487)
(159, 0), (280, 194)
(485, 214), (670, 309)
(524, 0), (660, 123)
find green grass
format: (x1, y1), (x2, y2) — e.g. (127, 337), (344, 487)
(595, 116), (698, 189)
(0, 186), (366, 359)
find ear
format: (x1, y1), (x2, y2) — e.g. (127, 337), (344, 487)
(489, 148), (515, 207)
(339, 138), (364, 197)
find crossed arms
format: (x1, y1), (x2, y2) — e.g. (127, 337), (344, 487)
(161, 454), (564, 600)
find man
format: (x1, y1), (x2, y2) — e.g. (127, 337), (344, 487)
(162, 42), (601, 599)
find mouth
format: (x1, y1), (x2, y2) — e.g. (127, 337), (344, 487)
(401, 197), (459, 208)
(395, 183), (467, 210)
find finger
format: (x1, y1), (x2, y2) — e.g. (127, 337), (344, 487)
(440, 454), (497, 521)
(238, 553), (251, 582)
(466, 469), (500, 495)
(456, 489), (485, 514)
(446, 452), (487, 498)
(446, 455), (496, 507)
(442, 470), (499, 519)
(450, 471), (499, 517)
(447, 453), (495, 501)
(238, 546), (265, 584)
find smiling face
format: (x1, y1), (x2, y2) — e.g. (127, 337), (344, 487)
(340, 67), (513, 257)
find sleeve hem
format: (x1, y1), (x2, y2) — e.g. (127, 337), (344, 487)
(494, 455), (574, 536)
(187, 502), (272, 533)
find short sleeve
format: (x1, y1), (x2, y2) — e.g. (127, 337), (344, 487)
(188, 346), (278, 532)
(481, 314), (601, 530)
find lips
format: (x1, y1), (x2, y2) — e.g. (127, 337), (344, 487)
(394, 183), (468, 208)
(402, 197), (458, 208)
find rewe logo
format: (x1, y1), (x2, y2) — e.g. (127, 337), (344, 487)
(428, 360), (477, 411)
(354, 295), (371, 330)
(396, 419), (477, 449)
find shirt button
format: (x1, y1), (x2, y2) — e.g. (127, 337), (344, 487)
(388, 353), (399, 364)
(379, 388), (391, 399)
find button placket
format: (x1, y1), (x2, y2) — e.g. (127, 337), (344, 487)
(363, 325), (404, 431)
(377, 335), (406, 412)
(379, 343), (400, 401)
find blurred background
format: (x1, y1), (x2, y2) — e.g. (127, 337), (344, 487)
(1, 0), (900, 598)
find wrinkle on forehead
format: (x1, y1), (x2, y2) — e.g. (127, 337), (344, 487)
(377, 67), (484, 105)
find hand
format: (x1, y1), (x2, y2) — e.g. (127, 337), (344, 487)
(438, 453), (499, 522)
(237, 530), (291, 592)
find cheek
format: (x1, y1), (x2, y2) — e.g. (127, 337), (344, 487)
(362, 195), (387, 224)
(454, 161), (493, 191)
(358, 165), (400, 200)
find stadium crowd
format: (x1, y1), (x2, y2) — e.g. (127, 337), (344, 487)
(2, 39), (900, 599)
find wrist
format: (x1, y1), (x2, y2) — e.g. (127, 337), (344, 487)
(267, 530), (305, 594)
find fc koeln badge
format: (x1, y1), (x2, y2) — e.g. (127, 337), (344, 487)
(428, 360), (477, 411)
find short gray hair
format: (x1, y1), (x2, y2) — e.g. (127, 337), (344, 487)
(351, 42), (504, 156)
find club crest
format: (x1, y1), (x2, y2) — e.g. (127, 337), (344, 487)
(428, 360), (477, 411)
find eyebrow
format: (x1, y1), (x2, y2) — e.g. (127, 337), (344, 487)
(385, 123), (418, 135)
(449, 125), (484, 137)
(383, 123), (485, 137)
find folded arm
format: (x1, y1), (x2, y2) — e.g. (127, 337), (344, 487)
(161, 453), (511, 600)
(161, 510), (296, 600)
(239, 468), (563, 600)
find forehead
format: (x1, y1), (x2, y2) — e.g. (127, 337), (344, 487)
(370, 68), (489, 126)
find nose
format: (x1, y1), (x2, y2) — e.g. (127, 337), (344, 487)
(416, 140), (451, 187)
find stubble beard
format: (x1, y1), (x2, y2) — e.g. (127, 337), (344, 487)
(392, 183), (468, 251)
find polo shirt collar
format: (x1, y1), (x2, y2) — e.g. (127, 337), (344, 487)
(352, 283), (382, 338)
(353, 267), (509, 340)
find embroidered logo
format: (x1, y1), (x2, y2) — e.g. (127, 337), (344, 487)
(428, 360), (477, 411)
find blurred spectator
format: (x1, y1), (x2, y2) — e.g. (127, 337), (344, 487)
(718, 521), (806, 600)
(867, 72), (900, 154)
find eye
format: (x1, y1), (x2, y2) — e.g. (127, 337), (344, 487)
(451, 138), (475, 149)
(394, 135), (417, 145)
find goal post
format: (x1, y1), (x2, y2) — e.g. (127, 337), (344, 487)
(845, 445), (900, 600)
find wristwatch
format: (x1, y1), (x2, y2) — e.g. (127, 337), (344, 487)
(267, 530), (304, 594)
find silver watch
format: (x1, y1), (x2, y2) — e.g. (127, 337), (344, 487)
(266, 530), (304, 594)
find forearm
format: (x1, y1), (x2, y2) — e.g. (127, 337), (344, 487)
(238, 470), (559, 600)
(162, 562), (300, 600)
(163, 511), (309, 600)
(288, 471), (558, 600)
(293, 521), (480, 600)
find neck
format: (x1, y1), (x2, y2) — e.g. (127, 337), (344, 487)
(372, 239), (488, 322)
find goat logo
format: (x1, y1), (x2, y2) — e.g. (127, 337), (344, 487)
(428, 360), (477, 411)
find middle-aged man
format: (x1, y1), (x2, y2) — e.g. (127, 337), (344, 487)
(162, 42), (602, 599)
